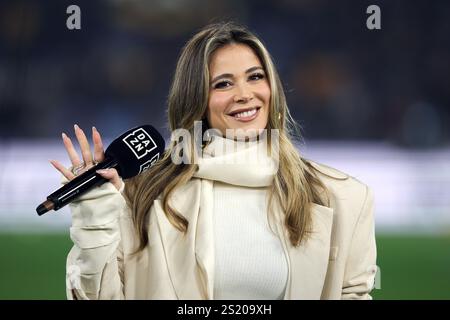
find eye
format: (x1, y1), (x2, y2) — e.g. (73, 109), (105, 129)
(213, 80), (232, 89)
(249, 73), (265, 81)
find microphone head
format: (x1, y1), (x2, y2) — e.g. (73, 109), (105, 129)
(105, 125), (165, 179)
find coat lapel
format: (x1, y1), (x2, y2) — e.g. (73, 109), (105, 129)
(154, 178), (334, 300)
(153, 179), (215, 300)
(279, 203), (334, 300)
(194, 180), (215, 299)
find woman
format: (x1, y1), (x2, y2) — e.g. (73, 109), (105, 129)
(51, 22), (377, 300)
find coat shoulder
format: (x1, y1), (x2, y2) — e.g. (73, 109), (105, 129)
(305, 160), (372, 236)
(305, 159), (350, 180)
(305, 159), (370, 201)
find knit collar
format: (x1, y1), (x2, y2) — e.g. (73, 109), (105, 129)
(193, 132), (278, 187)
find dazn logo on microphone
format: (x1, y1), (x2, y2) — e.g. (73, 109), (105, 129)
(123, 128), (157, 159)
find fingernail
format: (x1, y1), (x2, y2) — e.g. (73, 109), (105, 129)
(96, 169), (108, 174)
(74, 124), (79, 131)
(62, 132), (67, 139)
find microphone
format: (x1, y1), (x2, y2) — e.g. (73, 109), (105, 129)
(36, 125), (165, 216)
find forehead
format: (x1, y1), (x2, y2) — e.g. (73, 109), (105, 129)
(209, 43), (262, 75)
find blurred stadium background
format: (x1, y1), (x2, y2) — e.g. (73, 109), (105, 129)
(0, 0), (449, 299)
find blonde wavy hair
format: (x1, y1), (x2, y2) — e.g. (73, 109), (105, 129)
(124, 21), (333, 252)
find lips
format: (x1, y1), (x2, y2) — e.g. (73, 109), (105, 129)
(227, 106), (261, 122)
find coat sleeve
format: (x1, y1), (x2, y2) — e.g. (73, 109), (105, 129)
(341, 185), (378, 300)
(64, 177), (127, 300)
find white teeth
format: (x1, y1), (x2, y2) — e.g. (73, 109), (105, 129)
(234, 108), (257, 118)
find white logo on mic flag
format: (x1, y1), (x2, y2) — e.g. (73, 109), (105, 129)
(123, 128), (157, 160)
(139, 153), (160, 174)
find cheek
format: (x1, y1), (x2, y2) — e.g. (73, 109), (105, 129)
(256, 83), (271, 114)
(252, 80), (271, 107)
(208, 92), (231, 120)
(258, 84), (271, 124)
(260, 83), (271, 104)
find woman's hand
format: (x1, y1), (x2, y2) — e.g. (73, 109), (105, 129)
(49, 124), (123, 191)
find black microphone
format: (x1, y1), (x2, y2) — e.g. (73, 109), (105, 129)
(36, 125), (165, 216)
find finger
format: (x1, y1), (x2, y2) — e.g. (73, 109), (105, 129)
(96, 168), (122, 191)
(49, 159), (75, 181)
(92, 126), (105, 163)
(74, 124), (94, 166)
(62, 132), (82, 167)
(96, 168), (119, 180)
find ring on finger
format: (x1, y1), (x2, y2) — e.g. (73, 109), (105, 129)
(71, 160), (99, 176)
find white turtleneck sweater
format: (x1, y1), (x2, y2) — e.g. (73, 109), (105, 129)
(194, 133), (288, 300)
(212, 181), (288, 300)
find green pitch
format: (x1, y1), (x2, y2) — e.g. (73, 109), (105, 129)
(0, 233), (449, 299)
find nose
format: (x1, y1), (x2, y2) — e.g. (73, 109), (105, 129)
(233, 82), (253, 103)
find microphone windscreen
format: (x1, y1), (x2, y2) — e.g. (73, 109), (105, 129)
(105, 125), (165, 179)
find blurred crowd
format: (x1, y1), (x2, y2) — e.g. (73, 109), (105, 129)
(0, 0), (449, 148)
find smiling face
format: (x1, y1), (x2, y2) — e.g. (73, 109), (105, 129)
(206, 43), (271, 139)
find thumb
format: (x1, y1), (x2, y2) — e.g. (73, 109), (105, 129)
(96, 168), (122, 191)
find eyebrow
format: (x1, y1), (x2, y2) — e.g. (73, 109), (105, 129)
(210, 66), (264, 84)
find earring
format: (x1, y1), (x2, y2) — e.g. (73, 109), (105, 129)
(278, 112), (281, 120)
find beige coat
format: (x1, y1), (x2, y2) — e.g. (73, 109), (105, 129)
(66, 160), (377, 300)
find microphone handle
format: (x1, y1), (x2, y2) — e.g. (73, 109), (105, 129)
(47, 157), (119, 211)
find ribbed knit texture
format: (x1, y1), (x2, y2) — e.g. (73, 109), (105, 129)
(212, 182), (288, 300)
